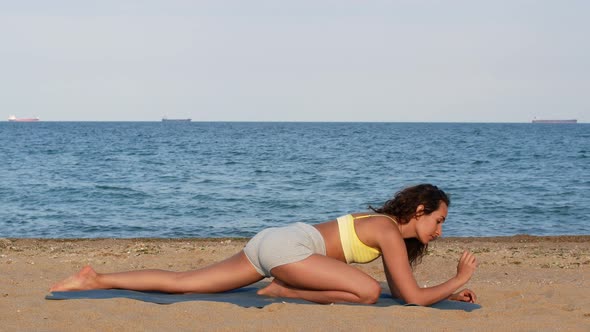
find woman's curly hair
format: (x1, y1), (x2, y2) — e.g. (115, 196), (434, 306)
(369, 184), (450, 267)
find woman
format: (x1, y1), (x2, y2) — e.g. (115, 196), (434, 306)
(50, 184), (477, 306)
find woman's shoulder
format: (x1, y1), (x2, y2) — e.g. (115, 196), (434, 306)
(350, 212), (399, 224)
(352, 213), (402, 240)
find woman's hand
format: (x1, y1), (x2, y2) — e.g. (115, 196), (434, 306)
(456, 250), (477, 283)
(449, 288), (477, 303)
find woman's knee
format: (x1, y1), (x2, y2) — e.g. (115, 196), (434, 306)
(357, 279), (381, 304)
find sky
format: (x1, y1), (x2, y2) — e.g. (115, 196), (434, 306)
(1, 1), (588, 122)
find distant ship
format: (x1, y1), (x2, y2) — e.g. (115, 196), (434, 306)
(532, 119), (577, 124)
(8, 115), (40, 122)
(162, 117), (191, 122)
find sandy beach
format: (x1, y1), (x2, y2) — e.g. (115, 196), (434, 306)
(1, 236), (589, 331)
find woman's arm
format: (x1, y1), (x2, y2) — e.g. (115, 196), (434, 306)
(384, 259), (476, 303)
(377, 228), (477, 306)
(382, 259), (402, 299)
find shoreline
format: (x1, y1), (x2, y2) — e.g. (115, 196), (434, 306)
(0, 234), (590, 249)
(2, 236), (589, 330)
(3, 234), (590, 241)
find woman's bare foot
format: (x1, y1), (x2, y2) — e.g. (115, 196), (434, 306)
(257, 279), (290, 298)
(49, 266), (100, 292)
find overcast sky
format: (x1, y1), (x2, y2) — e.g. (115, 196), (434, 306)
(1, 1), (588, 122)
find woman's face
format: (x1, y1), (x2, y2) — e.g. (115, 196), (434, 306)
(415, 202), (448, 244)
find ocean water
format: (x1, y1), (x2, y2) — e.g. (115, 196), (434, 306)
(0, 122), (588, 238)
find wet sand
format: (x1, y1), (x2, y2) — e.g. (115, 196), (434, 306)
(1, 236), (589, 331)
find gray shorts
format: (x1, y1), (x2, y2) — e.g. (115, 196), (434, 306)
(243, 222), (327, 277)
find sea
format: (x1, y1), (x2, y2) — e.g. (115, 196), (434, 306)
(1, 122), (588, 238)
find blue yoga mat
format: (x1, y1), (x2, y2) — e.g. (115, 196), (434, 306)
(46, 283), (481, 311)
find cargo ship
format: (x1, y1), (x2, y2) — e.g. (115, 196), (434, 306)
(532, 119), (577, 124)
(162, 117), (191, 122)
(8, 115), (40, 122)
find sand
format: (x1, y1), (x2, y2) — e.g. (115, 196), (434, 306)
(1, 236), (589, 331)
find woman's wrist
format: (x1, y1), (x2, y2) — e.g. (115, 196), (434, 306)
(453, 274), (469, 286)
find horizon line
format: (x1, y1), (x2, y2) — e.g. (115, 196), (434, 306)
(3, 120), (587, 124)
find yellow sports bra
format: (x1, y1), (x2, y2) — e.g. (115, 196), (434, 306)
(337, 214), (398, 264)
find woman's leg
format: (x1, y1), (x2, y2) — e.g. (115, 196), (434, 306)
(257, 254), (381, 304)
(50, 251), (264, 293)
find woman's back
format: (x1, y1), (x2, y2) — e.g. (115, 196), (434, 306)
(313, 214), (400, 263)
